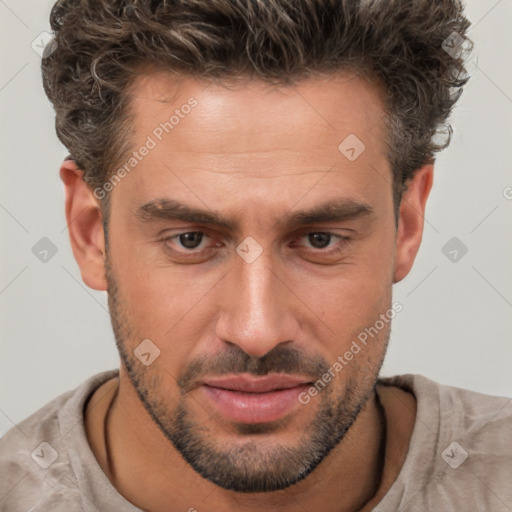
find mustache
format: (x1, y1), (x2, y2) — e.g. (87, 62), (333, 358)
(177, 344), (330, 394)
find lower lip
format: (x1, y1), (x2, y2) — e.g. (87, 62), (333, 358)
(201, 384), (311, 424)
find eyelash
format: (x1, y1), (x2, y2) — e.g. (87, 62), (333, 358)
(158, 231), (351, 259)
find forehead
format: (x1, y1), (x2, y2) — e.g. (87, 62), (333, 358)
(126, 70), (388, 162)
(113, 70), (393, 224)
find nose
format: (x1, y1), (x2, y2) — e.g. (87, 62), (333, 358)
(215, 243), (300, 358)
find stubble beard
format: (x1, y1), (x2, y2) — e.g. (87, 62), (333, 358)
(104, 253), (389, 493)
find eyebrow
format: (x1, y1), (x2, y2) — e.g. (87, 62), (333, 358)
(135, 197), (374, 231)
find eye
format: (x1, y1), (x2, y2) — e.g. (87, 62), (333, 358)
(158, 230), (351, 261)
(295, 232), (351, 253)
(303, 232), (337, 250)
(161, 231), (217, 253)
(175, 232), (206, 250)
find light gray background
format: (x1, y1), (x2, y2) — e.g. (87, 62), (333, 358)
(1, 0), (511, 434)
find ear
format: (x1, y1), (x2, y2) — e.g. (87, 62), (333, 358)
(60, 159), (107, 291)
(393, 164), (434, 283)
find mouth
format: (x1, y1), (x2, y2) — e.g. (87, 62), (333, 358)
(200, 374), (313, 424)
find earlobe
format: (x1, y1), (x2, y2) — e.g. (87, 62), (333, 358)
(393, 164), (434, 283)
(60, 159), (108, 291)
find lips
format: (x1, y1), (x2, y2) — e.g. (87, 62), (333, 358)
(202, 374), (311, 393)
(200, 374), (313, 424)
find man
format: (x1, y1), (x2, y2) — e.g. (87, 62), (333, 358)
(1, 0), (511, 510)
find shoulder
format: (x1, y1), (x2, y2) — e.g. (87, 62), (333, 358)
(377, 374), (512, 511)
(387, 374), (512, 446)
(0, 370), (118, 511)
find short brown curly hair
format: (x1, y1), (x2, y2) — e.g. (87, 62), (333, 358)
(42, 0), (472, 217)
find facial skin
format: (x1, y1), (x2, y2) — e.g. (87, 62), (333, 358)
(62, 71), (432, 511)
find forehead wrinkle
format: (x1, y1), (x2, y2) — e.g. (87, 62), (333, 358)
(187, 168), (337, 178)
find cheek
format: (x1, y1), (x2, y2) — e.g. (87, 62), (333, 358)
(110, 244), (222, 357)
(295, 237), (395, 374)
(304, 236), (394, 321)
(307, 276), (392, 358)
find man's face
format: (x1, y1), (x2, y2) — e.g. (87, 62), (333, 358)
(105, 72), (397, 492)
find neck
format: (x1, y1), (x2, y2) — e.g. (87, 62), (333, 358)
(86, 369), (408, 512)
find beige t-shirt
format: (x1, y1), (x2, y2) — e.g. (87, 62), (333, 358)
(1, 370), (511, 511)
